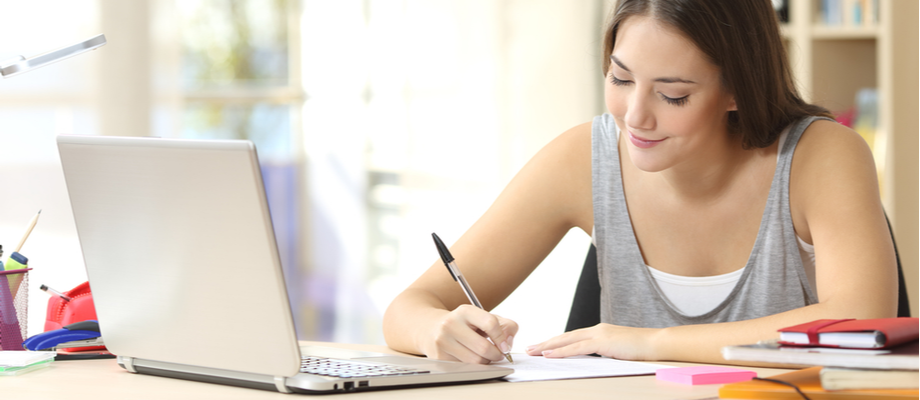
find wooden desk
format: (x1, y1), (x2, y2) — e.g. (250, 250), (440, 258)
(6, 342), (794, 399)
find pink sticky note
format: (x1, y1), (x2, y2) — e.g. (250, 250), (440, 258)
(655, 366), (756, 385)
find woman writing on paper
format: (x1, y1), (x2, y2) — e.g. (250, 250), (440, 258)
(383, 0), (898, 364)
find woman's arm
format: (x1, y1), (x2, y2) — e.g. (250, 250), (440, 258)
(382, 122), (594, 363)
(527, 120), (899, 364)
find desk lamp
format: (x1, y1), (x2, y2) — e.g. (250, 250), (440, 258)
(1, 34), (106, 78)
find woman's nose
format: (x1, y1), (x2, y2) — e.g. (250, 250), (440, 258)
(624, 90), (656, 132)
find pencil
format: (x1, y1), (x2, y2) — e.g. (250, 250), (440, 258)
(14, 209), (41, 253)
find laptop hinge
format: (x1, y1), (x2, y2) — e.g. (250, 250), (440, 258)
(273, 376), (291, 393)
(118, 356), (137, 373)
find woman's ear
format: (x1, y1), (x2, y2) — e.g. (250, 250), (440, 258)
(726, 95), (738, 112)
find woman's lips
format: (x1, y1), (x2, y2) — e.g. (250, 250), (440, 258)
(628, 130), (666, 149)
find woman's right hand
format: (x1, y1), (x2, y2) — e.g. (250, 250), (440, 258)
(382, 123), (592, 362)
(419, 304), (518, 364)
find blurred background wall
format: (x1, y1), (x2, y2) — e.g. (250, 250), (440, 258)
(0, 0), (606, 349)
(0, 0), (915, 350)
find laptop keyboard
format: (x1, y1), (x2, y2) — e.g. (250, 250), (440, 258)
(300, 356), (430, 378)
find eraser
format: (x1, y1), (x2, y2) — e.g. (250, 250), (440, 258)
(656, 366), (756, 385)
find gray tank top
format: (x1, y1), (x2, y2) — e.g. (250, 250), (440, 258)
(592, 113), (822, 328)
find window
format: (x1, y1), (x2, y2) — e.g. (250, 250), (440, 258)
(6, 1), (603, 348)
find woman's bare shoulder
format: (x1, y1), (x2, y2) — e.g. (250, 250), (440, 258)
(519, 121), (593, 190)
(790, 118), (883, 240)
(793, 119), (876, 175)
(550, 121), (593, 155)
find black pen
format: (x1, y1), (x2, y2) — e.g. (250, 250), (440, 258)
(432, 233), (513, 364)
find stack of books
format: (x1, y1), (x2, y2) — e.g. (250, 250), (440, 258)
(819, 0), (878, 27)
(720, 317), (919, 399)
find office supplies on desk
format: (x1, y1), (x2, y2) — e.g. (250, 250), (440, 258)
(819, 367), (919, 390)
(43, 281), (96, 332)
(500, 353), (667, 382)
(718, 366), (919, 399)
(721, 339), (919, 370)
(0, 350), (54, 376)
(0, 268), (30, 351)
(13, 210), (40, 254)
(52, 348), (115, 360)
(3, 253), (28, 301)
(3, 252), (27, 272)
(57, 135), (512, 393)
(23, 320), (104, 351)
(778, 318), (919, 349)
(40, 284), (71, 302)
(44, 346), (110, 359)
(656, 366), (755, 385)
(432, 232), (513, 364)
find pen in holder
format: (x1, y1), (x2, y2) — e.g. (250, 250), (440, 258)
(0, 268), (30, 350)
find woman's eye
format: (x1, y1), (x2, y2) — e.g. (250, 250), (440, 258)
(661, 94), (689, 107)
(610, 72), (689, 107)
(610, 74), (631, 86)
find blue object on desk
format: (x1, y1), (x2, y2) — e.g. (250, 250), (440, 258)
(23, 320), (101, 351)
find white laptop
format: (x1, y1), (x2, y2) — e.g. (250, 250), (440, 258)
(56, 135), (512, 393)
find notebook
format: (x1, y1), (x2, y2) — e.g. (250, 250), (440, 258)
(56, 135), (512, 393)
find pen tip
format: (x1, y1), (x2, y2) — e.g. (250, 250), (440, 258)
(431, 233), (454, 263)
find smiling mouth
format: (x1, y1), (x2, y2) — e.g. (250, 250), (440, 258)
(628, 130), (666, 148)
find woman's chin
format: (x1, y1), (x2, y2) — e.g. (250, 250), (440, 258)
(627, 146), (672, 173)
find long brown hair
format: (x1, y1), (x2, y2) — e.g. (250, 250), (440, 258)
(603, 0), (832, 149)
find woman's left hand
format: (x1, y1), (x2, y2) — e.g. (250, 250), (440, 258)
(525, 323), (662, 360)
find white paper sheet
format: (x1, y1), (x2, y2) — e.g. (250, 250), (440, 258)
(493, 353), (671, 382)
(0, 351), (55, 368)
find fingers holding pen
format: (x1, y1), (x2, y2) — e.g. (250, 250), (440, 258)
(425, 305), (518, 364)
(429, 331), (493, 364)
(430, 311), (500, 363)
(452, 305), (517, 361)
(427, 234), (517, 363)
(461, 305), (517, 352)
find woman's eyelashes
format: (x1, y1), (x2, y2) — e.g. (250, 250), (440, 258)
(660, 93), (689, 106)
(610, 74), (631, 87)
(610, 74), (690, 107)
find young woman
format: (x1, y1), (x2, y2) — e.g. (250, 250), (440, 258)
(382, 0), (897, 365)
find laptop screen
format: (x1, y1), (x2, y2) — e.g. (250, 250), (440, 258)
(58, 135), (302, 377)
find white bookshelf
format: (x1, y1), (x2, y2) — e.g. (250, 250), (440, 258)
(782, 0), (918, 316)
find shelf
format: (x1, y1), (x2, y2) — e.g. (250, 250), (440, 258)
(782, 24), (880, 40)
(810, 24), (880, 39)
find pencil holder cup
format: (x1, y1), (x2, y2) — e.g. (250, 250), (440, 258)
(0, 268), (30, 350)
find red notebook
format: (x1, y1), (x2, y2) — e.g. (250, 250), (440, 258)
(778, 318), (919, 349)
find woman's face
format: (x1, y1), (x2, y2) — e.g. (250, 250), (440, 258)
(606, 15), (737, 173)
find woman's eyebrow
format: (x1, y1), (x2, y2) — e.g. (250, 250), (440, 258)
(610, 55), (697, 84)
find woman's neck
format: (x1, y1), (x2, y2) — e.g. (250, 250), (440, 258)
(625, 131), (774, 205)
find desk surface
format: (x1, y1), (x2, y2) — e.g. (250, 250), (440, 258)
(7, 342), (794, 400)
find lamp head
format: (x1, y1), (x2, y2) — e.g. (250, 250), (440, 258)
(1, 33), (106, 78)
